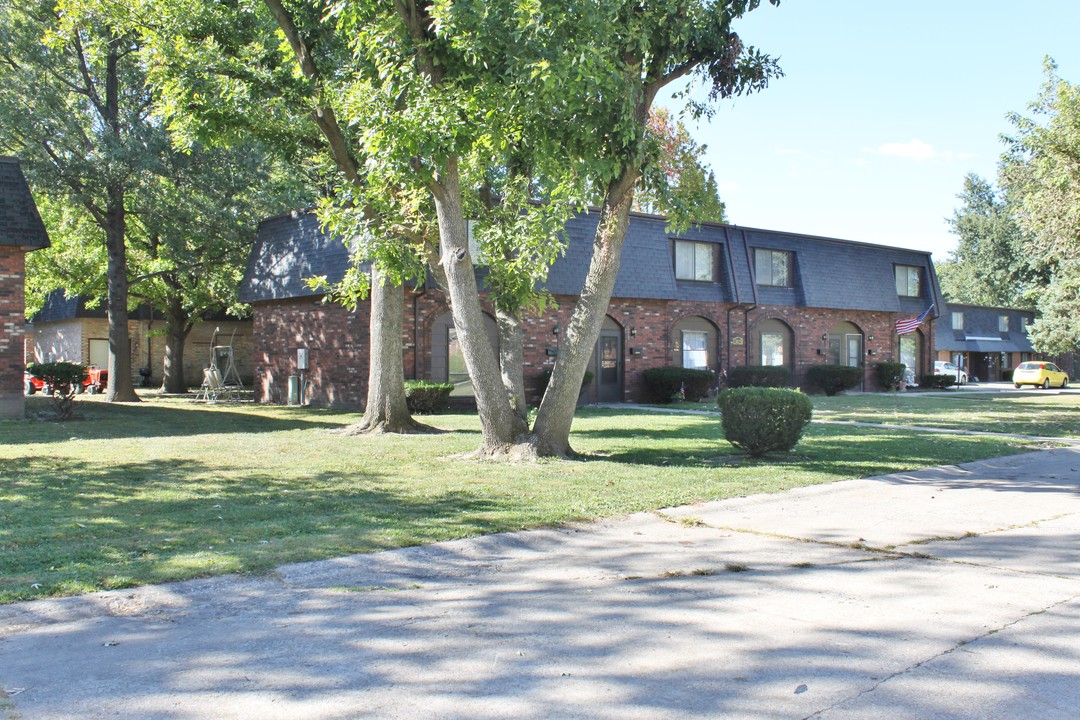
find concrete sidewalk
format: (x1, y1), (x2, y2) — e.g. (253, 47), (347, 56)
(3, 448), (1080, 719)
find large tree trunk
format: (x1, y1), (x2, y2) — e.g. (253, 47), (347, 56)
(265, 0), (421, 435)
(431, 159), (528, 453)
(104, 210), (140, 402)
(496, 308), (528, 422)
(103, 35), (140, 403)
(343, 262), (425, 434)
(530, 170), (638, 457)
(162, 297), (192, 394)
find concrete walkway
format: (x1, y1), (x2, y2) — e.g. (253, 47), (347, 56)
(3, 448), (1080, 719)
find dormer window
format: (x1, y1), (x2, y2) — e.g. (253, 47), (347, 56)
(755, 249), (792, 287)
(999, 315), (1009, 333)
(952, 311), (964, 331)
(895, 265), (921, 297)
(674, 240), (715, 282)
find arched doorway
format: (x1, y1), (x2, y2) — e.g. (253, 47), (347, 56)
(827, 321), (864, 368)
(585, 316), (624, 403)
(898, 330), (922, 380)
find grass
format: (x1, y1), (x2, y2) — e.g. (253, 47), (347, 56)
(662, 390), (1080, 439)
(0, 394), (1051, 604)
(810, 392), (1080, 438)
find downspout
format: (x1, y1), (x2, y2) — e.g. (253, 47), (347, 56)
(741, 229), (759, 367)
(744, 305), (757, 366)
(412, 283), (427, 380)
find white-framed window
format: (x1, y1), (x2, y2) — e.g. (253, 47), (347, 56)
(952, 311), (964, 331)
(682, 330), (708, 370)
(755, 249), (791, 287)
(895, 265), (921, 297)
(674, 240), (715, 281)
(466, 219), (487, 265)
(999, 315), (1009, 333)
(761, 332), (785, 366)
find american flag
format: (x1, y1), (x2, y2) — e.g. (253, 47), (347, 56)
(895, 305), (934, 335)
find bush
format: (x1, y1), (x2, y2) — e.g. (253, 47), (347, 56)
(728, 365), (790, 388)
(535, 366), (594, 396)
(641, 366), (715, 403)
(805, 364), (863, 396)
(403, 380), (454, 413)
(27, 361), (86, 420)
(875, 362), (906, 391)
(921, 373), (957, 390)
(717, 387), (813, 458)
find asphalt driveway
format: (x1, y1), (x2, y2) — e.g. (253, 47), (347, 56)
(2, 447), (1079, 719)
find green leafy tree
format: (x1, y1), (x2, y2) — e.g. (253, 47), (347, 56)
(1000, 59), (1080, 355)
(635, 108), (728, 225)
(137, 0), (430, 432)
(122, 142), (306, 393)
(312, 0), (780, 457)
(938, 173), (1036, 309)
(529, 0), (781, 456)
(0, 1), (151, 401)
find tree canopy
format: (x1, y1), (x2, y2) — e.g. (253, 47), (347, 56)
(938, 173), (1036, 309)
(1000, 59), (1080, 356)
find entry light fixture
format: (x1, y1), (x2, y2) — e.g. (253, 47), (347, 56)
(552, 324), (559, 336)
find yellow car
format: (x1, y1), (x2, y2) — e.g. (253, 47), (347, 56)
(1013, 361), (1070, 389)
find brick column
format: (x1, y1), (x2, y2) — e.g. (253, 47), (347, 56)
(0, 247), (27, 418)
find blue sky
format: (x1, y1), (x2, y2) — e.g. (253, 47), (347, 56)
(666, 1), (1080, 258)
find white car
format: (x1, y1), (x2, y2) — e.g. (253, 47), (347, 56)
(934, 360), (969, 384)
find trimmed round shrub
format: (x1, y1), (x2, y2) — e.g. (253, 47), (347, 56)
(642, 366), (715, 403)
(403, 380), (454, 413)
(717, 387), (813, 458)
(875, 362), (906, 391)
(728, 365), (790, 388)
(805, 364), (863, 396)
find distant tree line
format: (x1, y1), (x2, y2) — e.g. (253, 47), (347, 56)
(939, 59), (1080, 356)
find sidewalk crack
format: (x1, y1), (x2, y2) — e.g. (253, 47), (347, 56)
(800, 592), (1080, 719)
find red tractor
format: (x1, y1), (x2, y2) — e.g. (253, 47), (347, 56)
(24, 365), (108, 395)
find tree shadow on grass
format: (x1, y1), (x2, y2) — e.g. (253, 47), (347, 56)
(4, 398), (350, 445)
(1, 455), (516, 603)
(571, 415), (1028, 477)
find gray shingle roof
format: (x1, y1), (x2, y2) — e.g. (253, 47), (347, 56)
(936, 303), (1035, 353)
(239, 209), (357, 304)
(0, 157), (50, 250)
(29, 288), (161, 323)
(239, 207), (942, 315)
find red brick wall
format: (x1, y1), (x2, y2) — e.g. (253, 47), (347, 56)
(250, 290), (934, 409)
(0, 248), (27, 417)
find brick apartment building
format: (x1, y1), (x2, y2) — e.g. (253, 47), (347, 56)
(0, 157), (50, 417)
(936, 303), (1038, 382)
(239, 208), (943, 408)
(25, 290), (254, 389)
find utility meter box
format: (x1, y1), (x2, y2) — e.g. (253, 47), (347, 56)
(297, 348), (308, 370)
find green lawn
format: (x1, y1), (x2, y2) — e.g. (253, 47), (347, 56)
(0, 394), (1054, 604)
(810, 391), (1080, 438)
(666, 390), (1080, 439)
